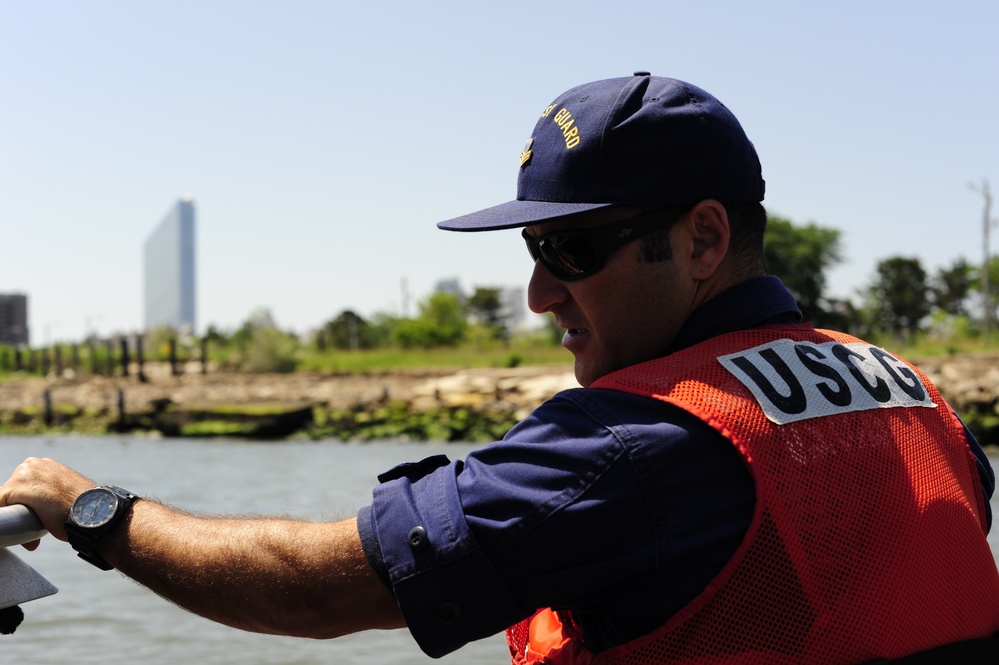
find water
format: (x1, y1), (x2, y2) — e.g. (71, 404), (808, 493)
(2, 436), (999, 664)
(0, 436), (507, 664)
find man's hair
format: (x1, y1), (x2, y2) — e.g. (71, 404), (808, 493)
(638, 202), (767, 272)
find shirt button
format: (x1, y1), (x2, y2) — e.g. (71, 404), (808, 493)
(436, 602), (461, 625)
(408, 526), (428, 550)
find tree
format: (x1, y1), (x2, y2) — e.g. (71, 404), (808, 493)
(467, 287), (506, 341)
(931, 258), (973, 316)
(233, 308), (278, 351)
(966, 255), (999, 327)
(763, 216), (843, 325)
(866, 256), (930, 338)
(393, 292), (467, 348)
(224, 308), (303, 372)
(203, 324), (230, 346)
(366, 312), (400, 348)
(241, 326), (300, 373)
(323, 310), (376, 350)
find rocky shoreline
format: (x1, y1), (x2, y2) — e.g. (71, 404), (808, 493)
(2, 353), (999, 444)
(0, 363), (579, 440)
(0, 363), (578, 413)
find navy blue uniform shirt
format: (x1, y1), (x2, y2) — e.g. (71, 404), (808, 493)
(358, 276), (995, 658)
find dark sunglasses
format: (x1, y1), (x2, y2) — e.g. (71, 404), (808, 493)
(522, 206), (689, 281)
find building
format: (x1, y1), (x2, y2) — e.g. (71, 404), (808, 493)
(0, 294), (29, 347)
(432, 278), (529, 333)
(434, 277), (463, 298)
(501, 286), (527, 332)
(144, 196), (196, 333)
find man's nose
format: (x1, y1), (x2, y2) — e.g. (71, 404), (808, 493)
(527, 260), (568, 314)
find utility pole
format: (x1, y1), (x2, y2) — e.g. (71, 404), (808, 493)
(972, 180), (994, 335)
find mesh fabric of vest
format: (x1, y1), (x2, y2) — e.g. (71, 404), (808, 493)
(508, 326), (999, 665)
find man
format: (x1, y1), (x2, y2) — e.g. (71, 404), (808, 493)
(3, 73), (998, 664)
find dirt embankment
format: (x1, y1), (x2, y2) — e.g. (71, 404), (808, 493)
(0, 363), (580, 419)
(3, 354), (999, 442)
(911, 354), (999, 415)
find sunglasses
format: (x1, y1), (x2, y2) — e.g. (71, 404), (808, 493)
(522, 206), (689, 281)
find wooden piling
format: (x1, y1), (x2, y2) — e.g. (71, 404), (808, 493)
(119, 337), (130, 377)
(136, 334), (147, 383)
(117, 389), (126, 428)
(43, 389), (53, 426)
(169, 338), (179, 376)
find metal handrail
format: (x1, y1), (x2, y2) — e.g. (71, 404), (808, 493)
(0, 505), (46, 548)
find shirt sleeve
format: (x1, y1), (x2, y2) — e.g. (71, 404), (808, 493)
(358, 388), (755, 657)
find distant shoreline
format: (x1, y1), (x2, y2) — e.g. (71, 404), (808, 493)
(0, 364), (578, 440)
(3, 355), (999, 446)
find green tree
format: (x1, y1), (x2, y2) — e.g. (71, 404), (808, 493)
(394, 292), (467, 348)
(324, 310), (377, 350)
(367, 312), (400, 348)
(203, 324), (230, 346)
(866, 256), (931, 338)
(763, 216), (843, 325)
(232, 308), (278, 351)
(241, 326), (300, 373)
(966, 255), (999, 327)
(931, 258), (973, 316)
(467, 287), (506, 341)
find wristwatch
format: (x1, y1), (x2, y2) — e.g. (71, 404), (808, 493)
(65, 485), (139, 570)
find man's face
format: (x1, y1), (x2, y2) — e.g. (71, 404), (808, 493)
(526, 207), (699, 387)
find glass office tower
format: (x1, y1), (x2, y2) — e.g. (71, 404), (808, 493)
(0, 294), (29, 346)
(143, 197), (196, 333)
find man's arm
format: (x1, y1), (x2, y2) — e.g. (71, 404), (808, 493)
(0, 457), (405, 638)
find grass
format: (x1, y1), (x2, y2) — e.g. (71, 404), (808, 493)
(5, 333), (999, 382)
(179, 421), (261, 437)
(169, 402), (313, 416)
(296, 341), (572, 374)
(865, 332), (999, 361)
(0, 337), (573, 381)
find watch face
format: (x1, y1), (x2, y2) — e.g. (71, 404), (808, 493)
(70, 488), (120, 528)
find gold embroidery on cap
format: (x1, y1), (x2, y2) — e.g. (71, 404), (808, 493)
(553, 108), (581, 149)
(520, 138), (533, 167)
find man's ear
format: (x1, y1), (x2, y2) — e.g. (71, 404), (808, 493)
(680, 199), (730, 280)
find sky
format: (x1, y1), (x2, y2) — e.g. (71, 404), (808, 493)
(2, 1), (997, 344)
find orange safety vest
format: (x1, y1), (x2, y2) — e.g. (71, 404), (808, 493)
(507, 326), (999, 665)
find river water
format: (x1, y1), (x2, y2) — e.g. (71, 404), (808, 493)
(1, 435), (998, 664)
(0, 436), (506, 664)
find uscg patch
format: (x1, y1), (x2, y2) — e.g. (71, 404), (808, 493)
(718, 339), (936, 425)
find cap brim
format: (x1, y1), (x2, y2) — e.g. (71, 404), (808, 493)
(436, 199), (613, 232)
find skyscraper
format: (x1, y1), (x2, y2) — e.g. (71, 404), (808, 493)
(144, 196), (196, 333)
(0, 294), (29, 346)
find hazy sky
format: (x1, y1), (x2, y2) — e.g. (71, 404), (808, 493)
(3, 1), (997, 343)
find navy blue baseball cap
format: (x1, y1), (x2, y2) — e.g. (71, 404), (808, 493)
(437, 72), (765, 232)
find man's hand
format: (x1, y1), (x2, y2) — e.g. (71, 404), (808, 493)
(0, 458), (96, 542)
